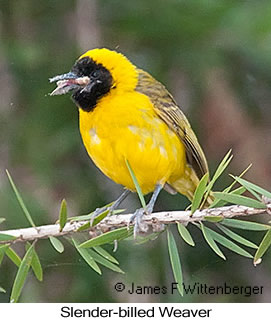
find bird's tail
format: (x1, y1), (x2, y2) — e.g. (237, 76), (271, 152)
(169, 165), (214, 207)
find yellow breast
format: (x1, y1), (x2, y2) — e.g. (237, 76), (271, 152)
(79, 90), (186, 194)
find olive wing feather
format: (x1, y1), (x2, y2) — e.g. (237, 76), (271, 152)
(135, 69), (208, 179)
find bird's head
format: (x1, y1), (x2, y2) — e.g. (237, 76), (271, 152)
(50, 48), (138, 111)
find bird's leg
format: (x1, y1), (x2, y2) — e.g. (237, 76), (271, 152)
(130, 184), (163, 237)
(90, 189), (130, 225)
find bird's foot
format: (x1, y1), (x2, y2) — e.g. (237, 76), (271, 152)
(90, 204), (113, 226)
(129, 184), (163, 237)
(129, 205), (153, 237)
(90, 189), (130, 226)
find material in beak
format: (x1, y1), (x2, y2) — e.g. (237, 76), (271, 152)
(49, 72), (90, 96)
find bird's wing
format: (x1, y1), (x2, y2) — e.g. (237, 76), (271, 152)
(135, 69), (208, 179)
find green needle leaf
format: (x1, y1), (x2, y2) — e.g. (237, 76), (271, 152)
(26, 242), (43, 281)
(49, 236), (64, 253)
(177, 223), (195, 246)
(0, 245), (9, 265)
(0, 253), (4, 266)
(205, 227), (253, 258)
(0, 244), (8, 250)
(230, 186), (247, 196)
(87, 249), (124, 274)
(204, 216), (224, 223)
(204, 150), (233, 197)
(0, 286), (6, 293)
(10, 243), (35, 303)
(231, 186), (250, 195)
(167, 230), (183, 296)
(216, 224), (258, 249)
(210, 186), (246, 208)
(59, 199), (68, 232)
(5, 247), (21, 267)
(222, 219), (270, 231)
(72, 238), (101, 275)
(191, 173), (209, 213)
(76, 210), (124, 232)
(125, 159), (146, 208)
(254, 229), (271, 264)
(6, 170), (36, 227)
(76, 222), (91, 232)
(79, 227), (133, 249)
(209, 163), (252, 209)
(69, 201), (114, 221)
(70, 208), (123, 224)
(200, 223), (226, 260)
(91, 209), (117, 227)
(229, 176), (260, 200)
(0, 233), (16, 241)
(92, 246), (119, 264)
(231, 176), (271, 201)
(213, 192), (266, 209)
(223, 164), (252, 194)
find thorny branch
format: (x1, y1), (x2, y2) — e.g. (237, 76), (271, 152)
(0, 204), (269, 245)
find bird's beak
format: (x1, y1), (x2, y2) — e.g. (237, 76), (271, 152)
(49, 72), (90, 96)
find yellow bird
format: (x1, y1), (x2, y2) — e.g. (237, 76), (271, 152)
(50, 48), (209, 232)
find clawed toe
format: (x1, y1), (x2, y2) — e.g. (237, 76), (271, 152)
(129, 184), (163, 237)
(130, 208), (149, 237)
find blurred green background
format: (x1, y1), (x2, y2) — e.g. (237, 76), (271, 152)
(1, 0), (271, 302)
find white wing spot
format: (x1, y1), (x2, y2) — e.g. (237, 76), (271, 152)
(159, 145), (168, 158)
(89, 128), (101, 145)
(128, 125), (138, 134)
(138, 141), (145, 150)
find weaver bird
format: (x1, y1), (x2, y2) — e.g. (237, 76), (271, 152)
(50, 48), (209, 233)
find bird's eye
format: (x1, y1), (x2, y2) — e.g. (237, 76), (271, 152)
(92, 71), (99, 78)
